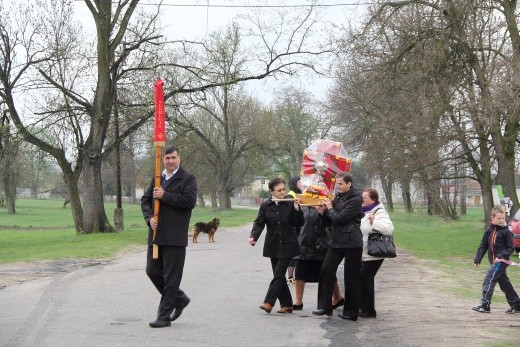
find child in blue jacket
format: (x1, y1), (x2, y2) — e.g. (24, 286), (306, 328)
(473, 205), (520, 313)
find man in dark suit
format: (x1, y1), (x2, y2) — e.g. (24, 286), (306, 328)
(141, 144), (197, 328)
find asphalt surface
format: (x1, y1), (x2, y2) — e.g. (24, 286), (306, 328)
(2, 225), (520, 347)
(0, 226), (358, 347)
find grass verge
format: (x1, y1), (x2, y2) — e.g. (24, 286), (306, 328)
(0, 199), (258, 263)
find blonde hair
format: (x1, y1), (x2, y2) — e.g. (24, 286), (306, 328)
(492, 205), (505, 217)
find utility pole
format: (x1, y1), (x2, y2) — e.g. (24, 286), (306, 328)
(113, 68), (124, 231)
(460, 122), (467, 216)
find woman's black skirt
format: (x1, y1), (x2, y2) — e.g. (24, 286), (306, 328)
(294, 259), (323, 282)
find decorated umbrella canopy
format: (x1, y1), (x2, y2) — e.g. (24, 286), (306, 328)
(300, 139), (351, 194)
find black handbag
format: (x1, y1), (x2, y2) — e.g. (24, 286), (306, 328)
(316, 236), (329, 253)
(367, 231), (396, 258)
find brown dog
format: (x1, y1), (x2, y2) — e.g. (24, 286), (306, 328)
(192, 218), (220, 243)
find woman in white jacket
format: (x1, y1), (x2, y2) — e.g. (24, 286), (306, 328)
(359, 188), (394, 318)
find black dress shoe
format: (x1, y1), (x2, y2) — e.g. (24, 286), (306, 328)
(312, 309), (333, 316)
(359, 310), (377, 318)
(338, 314), (357, 321)
(170, 296), (191, 322)
(293, 303), (303, 310)
(332, 298), (345, 309)
(149, 319), (171, 328)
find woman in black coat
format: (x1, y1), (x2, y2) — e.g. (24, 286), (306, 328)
(292, 205), (344, 311)
(249, 177), (304, 314)
(312, 172), (363, 321)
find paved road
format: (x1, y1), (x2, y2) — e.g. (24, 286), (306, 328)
(0, 226), (356, 347)
(2, 225), (520, 347)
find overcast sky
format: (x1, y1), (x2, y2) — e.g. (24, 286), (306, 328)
(74, 0), (368, 103)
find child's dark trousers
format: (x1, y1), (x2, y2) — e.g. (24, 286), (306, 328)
(481, 262), (520, 307)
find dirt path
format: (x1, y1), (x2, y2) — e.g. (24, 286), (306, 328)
(0, 246), (141, 290)
(1, 246), (519, 345)
(361, 250), (520, 346)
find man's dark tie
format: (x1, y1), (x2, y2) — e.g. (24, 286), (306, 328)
(161, 177), (169, 189)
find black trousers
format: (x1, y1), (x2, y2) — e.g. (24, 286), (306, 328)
(146, 245), (188, 320)
(318, 247), (362, 317)
(264, 257), (293, 307)
(359, 259), (384, 315)
(481, 261), (520, 307)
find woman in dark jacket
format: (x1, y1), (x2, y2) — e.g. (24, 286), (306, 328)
(312, 172), (363, 321)
(286, 175), (303, 284)
(249, 177), (304, 314)
(293, 205), (344, 310)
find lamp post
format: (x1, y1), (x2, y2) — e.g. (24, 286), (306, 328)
(460, 122), (467, 216)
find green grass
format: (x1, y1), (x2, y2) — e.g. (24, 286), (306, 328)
(0, 199), (258, 264)
(391, 205), (485, 264)
(390, 205), (515, 303)
(0, 199), (77, 229)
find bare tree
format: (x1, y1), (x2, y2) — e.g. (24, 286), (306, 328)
(329, 22), (455, 217)
(171, 35), (269, 209)
(267, 86), (333, 178)
(0, 106), (20, 213)
(161, 14), (333, 209)
(373, 0), (520, 219)
(0, 0), (156, 232)
(327, 0), (520, 222)
(1, 1), (334, 231)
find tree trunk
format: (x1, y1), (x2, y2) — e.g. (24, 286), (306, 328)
(217, 173), (232, 209)
(129, 141), (137, 204)
(30, 184), (38, 198)
(497, 1), (520, 215)
(197, 191), (206, 207)
(114, 208), (124, 232)
(218, 188), (232, 210)
(380, 176), (394, 212)
(3, 170), (16, 214)
(130, 181), (137, 204)
(495, 146), (519, 217)
(79, 0), (116, 233)
(400, 178), (413, 213)
(82, 153), (114, 233)
(0, 124), (18, 214)
(113, 92), (123, 232)
(442, 181), (458, 220)
(425, 179), (450, 219)
(460, 177), (467, 216)
(425, 184), (434, 216)
(210, 190), (218, 208)
(480, 171), (494, 225)
(62, 170), (83, 233)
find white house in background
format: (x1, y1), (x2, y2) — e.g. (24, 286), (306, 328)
(249, 176), (269, 195)
(465, 177), (520, 207)
(231, 176), (270, 206)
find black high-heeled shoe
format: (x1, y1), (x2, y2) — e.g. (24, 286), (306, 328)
(293, 303), (303, 310)
(332, 298), (345, 309)
(358, 310), (376, 318)
(312, 309), (332, 316)
(338, 314), (358, 321)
